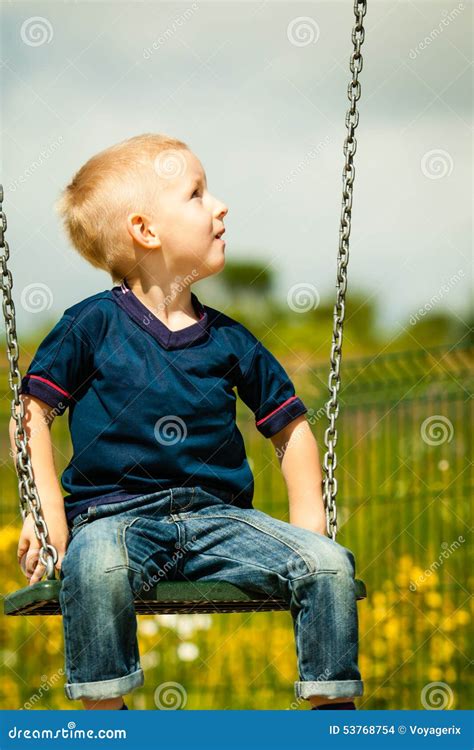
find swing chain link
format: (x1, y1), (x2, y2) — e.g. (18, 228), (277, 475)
(322, 0), (367, 541)
(0, 185), (58, 580)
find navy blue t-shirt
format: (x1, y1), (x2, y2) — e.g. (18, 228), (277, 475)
(20, 280), (308, 522)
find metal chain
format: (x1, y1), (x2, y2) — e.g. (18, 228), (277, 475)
(0, 186), (57, 580)
(322, 0), (367, 541)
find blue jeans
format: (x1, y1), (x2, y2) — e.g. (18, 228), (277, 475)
(59, 485), (364, 703)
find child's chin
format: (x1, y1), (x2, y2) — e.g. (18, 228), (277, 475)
(207, 253), (226, 275)
(195, 252), (225, 281)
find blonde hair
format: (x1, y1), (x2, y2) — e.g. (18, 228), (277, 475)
(55, 133), (190, 284)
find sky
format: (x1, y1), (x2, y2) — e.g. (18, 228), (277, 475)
(1, 0), (472, 336)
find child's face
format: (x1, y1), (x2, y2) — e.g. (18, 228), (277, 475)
(128, 149), (228, 281)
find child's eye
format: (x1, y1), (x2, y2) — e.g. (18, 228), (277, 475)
(191, 189), (201, 199)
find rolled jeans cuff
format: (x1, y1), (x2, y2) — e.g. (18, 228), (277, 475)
(294, 680), (364, 701)
(64, 667), (144, 701)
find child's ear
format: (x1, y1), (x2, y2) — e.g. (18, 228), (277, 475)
(126, 212), (161, 249)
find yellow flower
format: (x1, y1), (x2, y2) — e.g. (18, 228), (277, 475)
(386, 590), (400, 605)
(371, 639), (387, 657)
(399, 555), (413, 571)
(383, 618), (399, 640)
(395, 571), (411, 588)
(0, 526), (20, 553)
(445, 667), (457, 682)
(410, 566), (425, 583)
(455, 610), (470, 626)
(429, 666), (443, 681)
(424, 592), (443, 609)
(431, 637), (455, 663)
(373, 606), (387, 621)
(372, 592), (386, 607)
(440, 615), (457, 632)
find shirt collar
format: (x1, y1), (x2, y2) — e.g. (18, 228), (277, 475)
(111, 278), (209, 350)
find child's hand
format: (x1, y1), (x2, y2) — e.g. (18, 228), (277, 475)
(17, 512), (70, 586)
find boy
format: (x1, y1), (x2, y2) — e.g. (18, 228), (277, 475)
(12, 134), (363, 710)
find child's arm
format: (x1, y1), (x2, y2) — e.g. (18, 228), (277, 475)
(9, 394), (70, 584)
(270, 415), (327, 536)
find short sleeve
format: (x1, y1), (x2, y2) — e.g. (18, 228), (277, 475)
(236, 339), (308, 438)
(19, 313), (94, 416)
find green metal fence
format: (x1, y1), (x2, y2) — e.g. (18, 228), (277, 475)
(0, 343), (472, 709)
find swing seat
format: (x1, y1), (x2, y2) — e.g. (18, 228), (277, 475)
(3, 578), (367, 616)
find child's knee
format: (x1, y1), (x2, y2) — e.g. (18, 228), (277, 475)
(61, 537), (125, 587)
(293, 536), (356, 577)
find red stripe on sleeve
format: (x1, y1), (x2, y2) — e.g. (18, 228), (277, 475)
(27, 374), (71, 399)
(256, 395), (298, 426)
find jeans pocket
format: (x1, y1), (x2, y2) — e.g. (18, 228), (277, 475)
(70, 511), (90, 535)
(116, 516), (141, 570)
